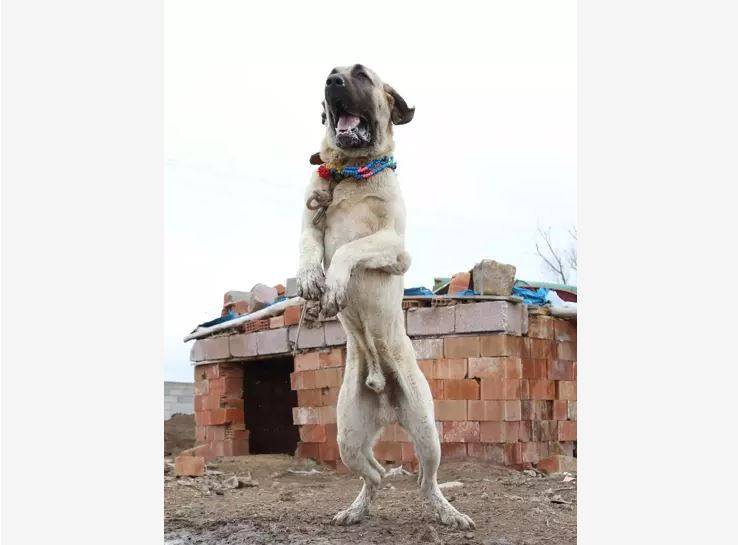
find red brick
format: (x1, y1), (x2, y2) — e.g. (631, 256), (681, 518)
(434, 400), (467, 421)
(174, 455), (205, 476)
(318, 405), (337, 424)
(374, 441), (403, 463)
(521, 400), (554, 420)
(221, 437), (249, 456)
(194, 379), (209, 396)
(548, 360), (576, 380)
(503, 400), (522, 421)
(468, 357), (522, 379)
(443, 379), (480, 400)
(521, 442), (540, 464)
(537, 454), (576, 474)
(431, 358), (467, 379)
(529, 379), (556, 400)
(480, 335), (524, 357)
(524, 338), (555, 359)
(448, 271), (471, 295)
(442, 421), (480, 443)
(518, 420), (532, 441)
(315, 367), (343, 388)
(444, 336), (481, 358)
(480, 379), (522, 400)
(296, 442), (320, 460)
(557, 381), (577, 400)
(468, 400), (505, 421)
(224, 408), (243, 424)
(557, 342), (576, 361)
(274, 283), (286, 296)
(294, 351), (320, 372)
(269, 315), (285, 329)
(553, 319), (577, 342)
(222, 375), (243, 397)
(417, 360), (434, 379)
(480, 421), (519, 443)
(505, 443), (523, 465)
(467, 442), (506, 464)
(401, 442), (418, 462)
(532, 420), (558, 441)
(522, 359), (548, 379)
(519, 379), (530, 400)
(321, 387), (339, 406)
(553, 400), (568, 420)
(195, 426), (207, 443)
(290, 370), (316, 390)
(299, 424), (327, 443)
(568, 401), (577, 421)
(381, 423), (410, 442)
(319, 442), (340, 461)
(205, 425), (226, 442)
(297, 388), (321, 407)
(319, 348), (345, 368)
(441, 442), (468, 460)
(558, 421), (577, 441)
(527, 316), (555, 339)
(427, 378), (444, 399)
(283, 305), (303, 326)
(292, 406), (319, 425)
(324, 423), (338, 443)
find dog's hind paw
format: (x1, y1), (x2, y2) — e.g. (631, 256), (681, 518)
(332, 506), (367, 526)
(435, 506), (476, 530)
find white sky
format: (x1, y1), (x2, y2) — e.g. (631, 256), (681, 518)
(164, 0), (577, 382)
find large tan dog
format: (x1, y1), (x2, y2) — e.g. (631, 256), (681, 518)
(296, 64), (475, 529)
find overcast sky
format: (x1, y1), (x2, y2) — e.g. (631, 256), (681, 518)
(164, 0), (577, 382)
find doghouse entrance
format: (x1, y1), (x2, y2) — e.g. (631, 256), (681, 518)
(243, 357), (299, 454)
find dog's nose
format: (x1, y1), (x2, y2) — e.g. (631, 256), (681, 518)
(325, 74), (345, 87)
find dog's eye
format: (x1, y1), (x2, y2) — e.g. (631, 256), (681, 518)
(356, 71), (371, 82)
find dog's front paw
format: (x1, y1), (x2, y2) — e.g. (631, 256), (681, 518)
(320, 272), (348, 318)
(296, 265), (326, 301)
(380, 250), (412, 275)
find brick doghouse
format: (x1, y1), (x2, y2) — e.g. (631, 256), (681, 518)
(177, 293), (576, 477)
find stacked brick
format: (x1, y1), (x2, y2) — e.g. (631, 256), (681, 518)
(185, 299), (577, 473)
(180, 361), (249, 468)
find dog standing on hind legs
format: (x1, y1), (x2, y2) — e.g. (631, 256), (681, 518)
(296, 64), (475, 530)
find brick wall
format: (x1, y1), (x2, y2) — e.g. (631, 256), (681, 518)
(179, 302), (576, 474)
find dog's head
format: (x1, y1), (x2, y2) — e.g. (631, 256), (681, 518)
(320, 64), (414, 160)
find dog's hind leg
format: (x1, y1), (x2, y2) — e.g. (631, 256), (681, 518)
(332, 337), (385, 525)
(393, 340), (476, 530)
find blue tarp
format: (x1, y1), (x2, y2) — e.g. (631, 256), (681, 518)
(191, 310), (237, 333)
(455, 289), (480, 296)
(512, 286), (549, 306)
(404, 286), (434, 296)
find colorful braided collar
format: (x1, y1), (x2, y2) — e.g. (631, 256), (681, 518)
(317, 156), (397, 182)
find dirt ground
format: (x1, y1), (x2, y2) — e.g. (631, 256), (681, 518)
(165, 414), (196, 456)
(164, 454), (576, 545)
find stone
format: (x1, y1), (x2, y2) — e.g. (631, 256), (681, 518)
(288, 325), (326, 349)
(248, 283), (278, 312)
(411, 338), (444, 359)
(255, 328), (290, 355)
(406, 306), (455, 336)
(455, 301), (526, 335)
(223, 290), (250, 306)
(472, 259), (516, 296)
(229, 333), (258, 357)
(324, 320), (347, 346)
(285, 277), (298, 297)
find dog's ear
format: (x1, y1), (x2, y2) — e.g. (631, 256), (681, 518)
(321, 101), (327, 125)
(383, 83), (415, 125)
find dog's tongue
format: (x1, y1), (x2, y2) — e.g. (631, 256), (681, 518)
(337, 114), (361, 131)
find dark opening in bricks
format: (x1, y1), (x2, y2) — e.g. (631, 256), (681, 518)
(243, 356), (299, 454)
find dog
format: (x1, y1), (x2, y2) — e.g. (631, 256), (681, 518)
(296, 64), (475, 530)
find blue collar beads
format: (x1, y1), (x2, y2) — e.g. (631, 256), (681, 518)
(317, 156), (397, 182)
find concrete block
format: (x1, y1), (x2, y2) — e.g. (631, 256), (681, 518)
(289, 325), (326, 349)
(324, 320), (347, 346)
(455, 301), (525, 335)
(256, 328), (290, 355)
(202, 336), (230, 360)
(224, 290), (250, 306)
(471, 259), (516, 296)
(406, 306), (455, 336)
(229, 333), (258, 358)
(411, 338), (444, 360)
(286, 277), (298, 297)
(190, 340), (206, 362)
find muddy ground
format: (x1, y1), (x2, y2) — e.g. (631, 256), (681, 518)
(164, 453), (576, 545)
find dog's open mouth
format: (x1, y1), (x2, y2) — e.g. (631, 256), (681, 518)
(331, 105), (371, 148)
